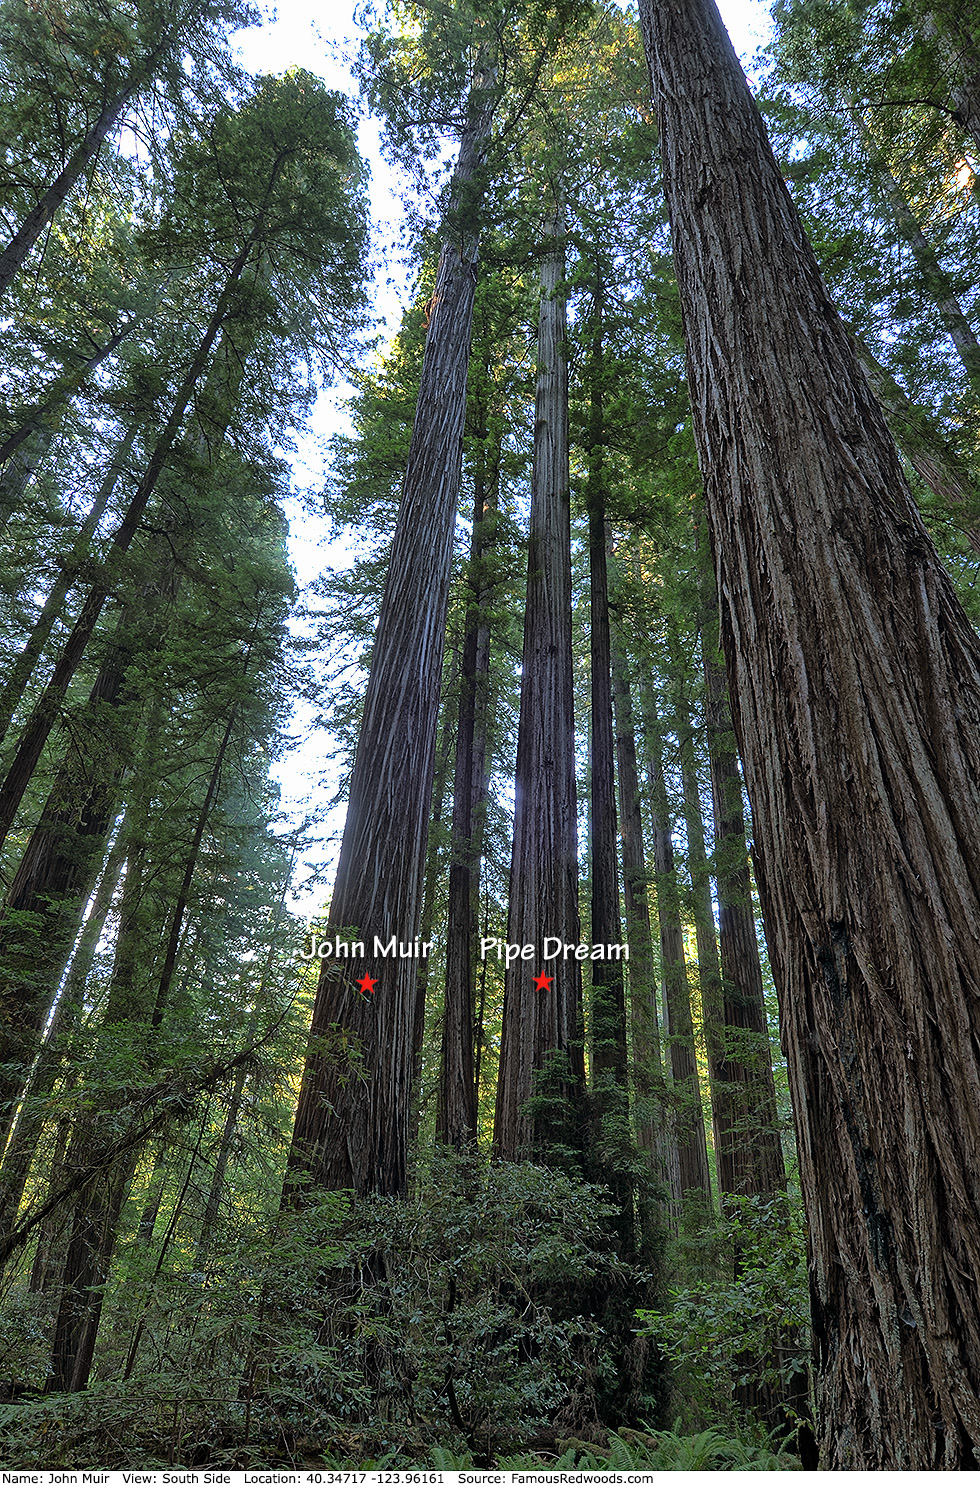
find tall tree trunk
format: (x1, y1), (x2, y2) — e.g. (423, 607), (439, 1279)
(410, 685), (455, 1150)
(0, 234), (258, 852)
(0, 610), (146, 1133)
(48, 830), (156, 1392)
(586, 293), (628, 1094)
(701, 606), (797, 1433)
(0, 424), (138, 747)
(848, 326), (980, 552)
(493, 209), (586, 1163)
(853, 110), (980, 390)
(0, 836), (126, 1262)
(584, 279), (631, 1239)
(641, 0), (980, 1464)
(286, 57), (500, 1198)
(0, 49), (166, 299)
(669, 660), (733, 1198)
(438, 415), (498, 1148)
(148, 705), (237, 1029)
(640, 683), (712, 1208)
(700, 616), (785, 1200)
(609, 617), (675, 1233)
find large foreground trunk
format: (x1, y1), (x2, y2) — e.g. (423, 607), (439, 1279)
(641, 0), (980, 1466)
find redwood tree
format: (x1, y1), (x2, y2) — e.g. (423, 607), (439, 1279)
(287, 28), (502, 1197)
(493, 210), (586, 1162)
(641, 0), (980, 1466)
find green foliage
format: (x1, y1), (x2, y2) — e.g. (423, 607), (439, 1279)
(305, 1152), (650, 1461)
(499, 1423), (801, 1470)
(637, 1195), (810, 1433)
(0, 1153), (655, 1467)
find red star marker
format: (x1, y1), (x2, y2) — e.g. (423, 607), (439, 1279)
(533, 971), (553, 992)
(356, 973), (377, 996)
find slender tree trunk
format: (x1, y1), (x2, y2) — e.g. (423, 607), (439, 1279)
(586, 293), (628, 1092)
(286, 57), (500, 1198)
(0, 836), (126, 1258)
(493, 209), (586, 1163)
(853, 110), (980, 389)
(640, 684), (712, 1208)
(0, 55), (164, 299)
(609, 616), (675, 1233)
(641, 0), (980, 1463)
(48, 830), (155, 1391)
(0, 314), (148, 471)
(583, 281), (632, 1238)
(438, 420), (497, 1147)
(409, 686), (455, 1150)
(700, 606), (798, 1433)
(0, 609), (145, 1131)
(670, 664), (733, 1193)
(849, 326), (980, 551)
(700, 620), (785, 1200)
(0, 234), (258, 852)
(0, 425), (138, 747)
(148, 706), (237, 1029)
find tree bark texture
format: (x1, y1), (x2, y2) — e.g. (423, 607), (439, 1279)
(438, 421), (497, 1147)
(610, 619), (676, 1225)
(700, 623), (785, 1200)
(586, 303), (627, 1088)
(493, 213), (586, 1163)
(640, 682), (712, 1208)
(287, 63), (499, 1197)
(641, 0), (980, 1464)
(849, 327), (980, 553)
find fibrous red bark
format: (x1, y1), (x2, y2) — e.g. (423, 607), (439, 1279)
(493, 211), (585, 1162)
(287, 61), (499, 1196)
(641, 0), (980, 1465)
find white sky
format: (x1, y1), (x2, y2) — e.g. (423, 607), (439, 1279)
(231, 1), (776, 911)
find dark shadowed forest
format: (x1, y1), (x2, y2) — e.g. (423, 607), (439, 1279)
(2, 0), (980, 1471)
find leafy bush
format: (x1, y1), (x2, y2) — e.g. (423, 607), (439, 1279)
(0, 1151), (654, 1467)
(636, 1194), (811, 1432)
(307, 1149), (654, 1461)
